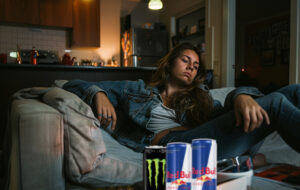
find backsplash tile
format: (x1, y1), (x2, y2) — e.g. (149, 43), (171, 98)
(0, 25), (67, 63)
(0, 25), (116, 65)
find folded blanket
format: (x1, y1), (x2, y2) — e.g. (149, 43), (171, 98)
(12, 87), (106, 176)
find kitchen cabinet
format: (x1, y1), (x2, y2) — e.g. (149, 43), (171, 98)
(0, 0), (72, 28)
(0, 0), (39, 25)
(39, 0), (73, 28)
(72, 0), (100, 47)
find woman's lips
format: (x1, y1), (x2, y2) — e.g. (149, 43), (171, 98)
(183, 72), (191, 78)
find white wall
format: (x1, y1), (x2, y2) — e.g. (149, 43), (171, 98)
(69, 0), (121, 65)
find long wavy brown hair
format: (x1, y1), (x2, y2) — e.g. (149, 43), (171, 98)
(149, 43), (213, 127)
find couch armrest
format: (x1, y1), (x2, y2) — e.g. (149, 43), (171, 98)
(9, 99), (65, 190)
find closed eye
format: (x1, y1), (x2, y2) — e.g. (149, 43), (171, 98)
(181, 58), (188, 63)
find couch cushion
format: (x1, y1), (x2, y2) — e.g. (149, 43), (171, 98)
(210, 87), (235, 106)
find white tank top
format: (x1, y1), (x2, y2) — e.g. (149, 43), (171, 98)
(146, 103), (181, 134)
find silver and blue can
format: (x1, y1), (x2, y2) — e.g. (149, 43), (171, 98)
(143, 145), (166, 190)
(166, 142), (192, 190)
(191, 139), (217, 190)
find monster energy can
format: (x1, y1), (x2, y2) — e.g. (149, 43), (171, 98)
(143, 145), (166, 190)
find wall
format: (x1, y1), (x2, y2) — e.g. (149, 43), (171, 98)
(0, 0), (121, 65)
(204, 0), (224, 87)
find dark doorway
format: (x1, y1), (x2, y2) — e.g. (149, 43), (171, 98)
(235, 0), (290, 94)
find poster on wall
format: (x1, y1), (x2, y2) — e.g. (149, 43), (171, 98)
(242, 13), (290, 92)
(245, 14), (290, 66)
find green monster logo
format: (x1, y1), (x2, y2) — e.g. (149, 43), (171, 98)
(146, 159), (166, 189)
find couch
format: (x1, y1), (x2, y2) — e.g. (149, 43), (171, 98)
(3, 82), (300, 190)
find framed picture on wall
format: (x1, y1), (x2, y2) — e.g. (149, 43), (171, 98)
(261, 49), (274, 66)
(245, 14), (289, 67)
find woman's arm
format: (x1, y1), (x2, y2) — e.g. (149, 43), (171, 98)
(234, 94), (270, 133)
(63, 79), (129, 130)
(94, 92), (117, 130)
(223, 86), (269, 132)
(224, 86), (264, 110)
(63, 79), (108, 106)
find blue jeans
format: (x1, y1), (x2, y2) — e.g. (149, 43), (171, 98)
(158, 84), (300, 160)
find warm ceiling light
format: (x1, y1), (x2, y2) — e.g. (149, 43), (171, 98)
(148, 0), (163, 10)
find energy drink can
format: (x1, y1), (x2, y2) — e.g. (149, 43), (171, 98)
(191, 139), (217, 190)
(166, 142), (192, 190)
(143, 145), (166, 190)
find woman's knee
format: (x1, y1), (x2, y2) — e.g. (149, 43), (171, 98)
(265, 92), (286, 101)
(257, 92), (287, 111)
(277, 84), (300, 94)
(289, 83), (300, 88)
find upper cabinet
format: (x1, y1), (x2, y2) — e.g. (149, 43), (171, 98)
(0, 0), (40, 25)
(0, 0), (72, 27)
(39, 0), (73, 28)
(72, 0), (100, 47)
(0, 0), (100, 47)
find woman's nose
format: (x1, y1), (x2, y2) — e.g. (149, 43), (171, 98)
(186, 62), (194, 70)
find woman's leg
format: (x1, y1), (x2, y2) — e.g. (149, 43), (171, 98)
(276, 84), (300, 108)
(158, 92), (300, 160)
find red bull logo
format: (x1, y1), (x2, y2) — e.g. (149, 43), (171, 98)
(167, 171), (191, 179)
(171, 179), (187, 185)
(192, 167), (216, 175)
(196, 175), (212, 182)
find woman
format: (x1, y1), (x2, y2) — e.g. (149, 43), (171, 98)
(63, 43), (300, 160)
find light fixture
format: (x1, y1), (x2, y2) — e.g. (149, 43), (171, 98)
(148, 0), (163, 10)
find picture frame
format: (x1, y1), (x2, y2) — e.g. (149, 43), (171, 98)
(260, 49), (274, 66)
(190, 25), (197, 34)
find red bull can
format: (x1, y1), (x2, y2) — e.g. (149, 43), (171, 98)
(191, 139), (217, 190)
(166, 142), (191, 190)
(143, 146), (166, 190)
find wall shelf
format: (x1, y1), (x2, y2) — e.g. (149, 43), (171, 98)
(172, 8), (205, 48)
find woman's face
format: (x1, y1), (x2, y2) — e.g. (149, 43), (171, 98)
(170, 49), (200, 86)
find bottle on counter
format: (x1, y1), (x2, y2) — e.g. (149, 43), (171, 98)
(30, 46), (39, 65)
(16, 51), (22, 64)
(16, 45), (22, 64)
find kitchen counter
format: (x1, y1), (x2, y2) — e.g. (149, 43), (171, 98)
(0, 63), (157, 71)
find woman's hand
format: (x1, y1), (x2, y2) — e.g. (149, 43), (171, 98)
(94, 92), (117, 130)
(234, 94), (270, 133)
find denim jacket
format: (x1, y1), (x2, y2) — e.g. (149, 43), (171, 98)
(63, 79), (264, 152)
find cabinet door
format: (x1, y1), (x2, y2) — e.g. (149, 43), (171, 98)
(39, 0), (72, 28)
(72, 0), (100, 47)
(0, 0), (39, 25)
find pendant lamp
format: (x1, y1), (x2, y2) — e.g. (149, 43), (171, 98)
(148, 0), (163, 10)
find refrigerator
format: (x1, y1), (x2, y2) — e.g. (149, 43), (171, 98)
(127, 28), (168, 67)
